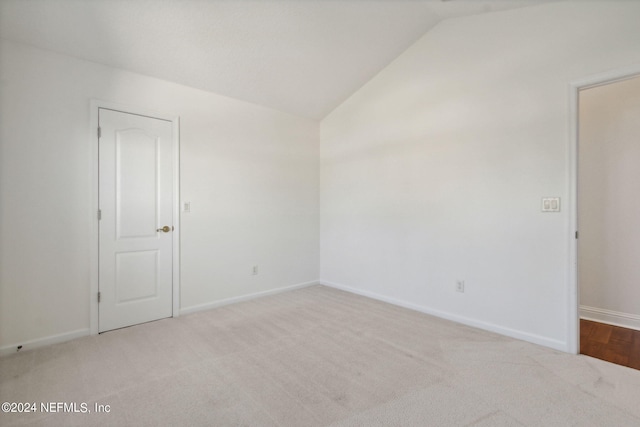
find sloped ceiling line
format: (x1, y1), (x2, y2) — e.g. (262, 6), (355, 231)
(0, 0), (554, 119)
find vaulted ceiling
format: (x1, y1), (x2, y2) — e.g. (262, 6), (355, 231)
(0, 0), (559, 119)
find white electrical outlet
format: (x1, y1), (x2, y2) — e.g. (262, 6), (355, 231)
(456, 280), (465, 293)
(252, 265), (258, 275)
(183, 201), (191, 213)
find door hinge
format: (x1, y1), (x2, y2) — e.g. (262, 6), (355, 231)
(575, 231), (579, 239)
(98, 292), (101, 303)
(97, 127), (101, 139)
(97, 209), (102, 220)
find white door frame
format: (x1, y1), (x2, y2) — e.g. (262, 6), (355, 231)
(89, 100), (181, 335)
(567, 64), (640, 354)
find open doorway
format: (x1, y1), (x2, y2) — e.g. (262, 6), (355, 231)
(577, 74), (640, 369)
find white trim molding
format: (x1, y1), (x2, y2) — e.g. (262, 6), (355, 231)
(89, 99), (181, 335)
(567, 63), (640, 355)
(580, 306), (640, 332)
(1, 281), (317, 356)
(321, 280), (567, 352)
(180, 281), (319, 316)
(0, 329), (90, 357)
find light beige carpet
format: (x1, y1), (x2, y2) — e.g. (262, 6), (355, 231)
(1, 285), (640, 426)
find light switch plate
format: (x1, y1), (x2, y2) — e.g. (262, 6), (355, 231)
(541, 197), (560, 212)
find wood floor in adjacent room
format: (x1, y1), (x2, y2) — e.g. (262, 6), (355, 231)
(580, 318), (640, 370)
(3, 286), (640, 426)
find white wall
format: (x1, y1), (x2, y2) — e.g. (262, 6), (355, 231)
(579, 75), (640, 330)
(320, 1), (640, 351)
(0, 39), (319, 350)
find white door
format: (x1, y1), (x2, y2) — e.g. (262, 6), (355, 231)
(99, 108), (174, 332)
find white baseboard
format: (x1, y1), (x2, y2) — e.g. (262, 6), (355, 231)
(180, 280), (319, 316)
(1, 281), (319, 357)
(2, 280), (569, 357)
(321, 280), (567, 352)
(580, 305), (640, 331)
(0, 328), (90, 357)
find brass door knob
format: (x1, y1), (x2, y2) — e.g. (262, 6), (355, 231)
(156, 226), (171, 233)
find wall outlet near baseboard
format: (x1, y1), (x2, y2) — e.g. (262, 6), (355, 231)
(252, 265), (258, 275)
(456, 280), (465, 293)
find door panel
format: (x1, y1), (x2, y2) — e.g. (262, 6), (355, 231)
(115, 250), (158, 303)
(116, 129), (159, 239)
(99, 108), (173, 332)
